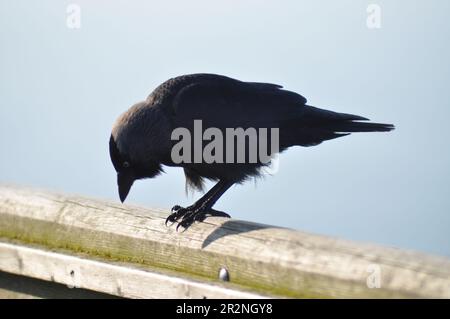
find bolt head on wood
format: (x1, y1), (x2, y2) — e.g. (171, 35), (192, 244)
(218, 267), (229, 282)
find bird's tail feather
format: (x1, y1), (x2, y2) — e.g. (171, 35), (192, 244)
(321, 120), (395, 133)
(284, 106), (394, 147)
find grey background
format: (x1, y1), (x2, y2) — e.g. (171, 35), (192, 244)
(1, 1), (449, 256)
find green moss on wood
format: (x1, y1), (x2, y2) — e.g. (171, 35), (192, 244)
(0, 214), (317, 298)
(0, 213), (406, 298)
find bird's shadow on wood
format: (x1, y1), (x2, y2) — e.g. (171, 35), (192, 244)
(201, 219), (276, 249)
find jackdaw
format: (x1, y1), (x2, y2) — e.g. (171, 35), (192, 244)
(109, 73), (394, 230)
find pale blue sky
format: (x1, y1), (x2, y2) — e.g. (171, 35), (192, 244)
(1, 1), (449, 256)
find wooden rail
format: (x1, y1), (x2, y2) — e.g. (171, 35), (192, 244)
(0, 185), (449, 299)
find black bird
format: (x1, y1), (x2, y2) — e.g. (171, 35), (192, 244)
(109, 73), (394, 230)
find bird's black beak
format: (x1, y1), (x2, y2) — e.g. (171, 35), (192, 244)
(118, 172), (135, 203)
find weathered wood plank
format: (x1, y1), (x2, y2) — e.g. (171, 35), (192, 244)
(0, 185), (449, 298)
(0, 242), (266, 299)
(0, 270), (117, 299)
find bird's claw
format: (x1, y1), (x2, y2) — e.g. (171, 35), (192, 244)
(164, 205), (184, 226)
(165, 205), (231, 231)
(165, 205), (196, 230)
(176, 213), (196, 232)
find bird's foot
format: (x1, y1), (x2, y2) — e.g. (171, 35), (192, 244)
(165, 205), (230, 231)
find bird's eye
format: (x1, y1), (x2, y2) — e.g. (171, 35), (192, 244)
(123, 161), (130, 168)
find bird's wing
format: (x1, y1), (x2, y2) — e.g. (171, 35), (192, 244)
(171, 78), (307, 130)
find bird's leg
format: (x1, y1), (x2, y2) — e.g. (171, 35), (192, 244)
(165, 180), (233, 230)
(176, 182), (233, 231)
(165, 182), (226, 225)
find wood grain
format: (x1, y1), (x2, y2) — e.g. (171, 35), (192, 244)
(0, 242), (265, 299)
(0, 185), (449, 298)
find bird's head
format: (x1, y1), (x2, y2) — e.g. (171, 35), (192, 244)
(109, 102), (167, 203)
(109, 135), (163, 202)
